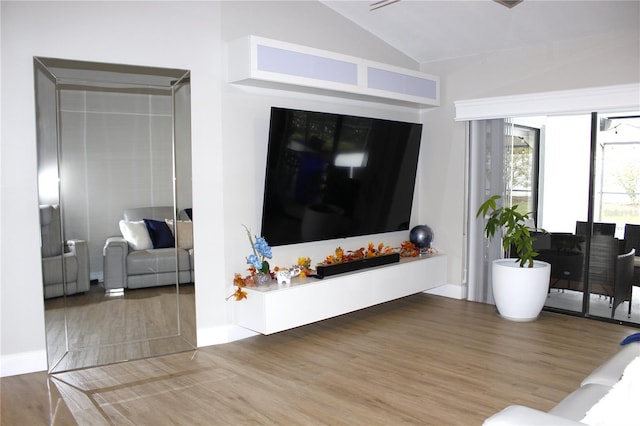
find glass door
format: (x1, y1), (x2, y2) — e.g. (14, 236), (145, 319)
(467, 112), (640, 327)
(537, 111), (640, 325)
(535, 114), (593, 315)
(585, 112), (640, 323)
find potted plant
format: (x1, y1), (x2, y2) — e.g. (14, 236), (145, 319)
(476, 195), (551, 321)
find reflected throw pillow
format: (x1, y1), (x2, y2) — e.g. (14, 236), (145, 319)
(119, 220), (153, 250)
(143, 218), (175, 249)
(165, 219), (194, 249)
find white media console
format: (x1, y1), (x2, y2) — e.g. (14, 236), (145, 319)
(234, 254), (447, 334)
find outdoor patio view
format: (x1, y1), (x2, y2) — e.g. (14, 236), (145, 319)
(595, 117), (640, 234)
(508, 113), (640, 325)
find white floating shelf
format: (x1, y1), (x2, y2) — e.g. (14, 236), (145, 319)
(234, 254), (447, 335)
(228, 36), (440, 108)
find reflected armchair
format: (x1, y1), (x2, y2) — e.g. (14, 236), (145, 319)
(40, 205), (90, 299)
(103, 207), (193, 291)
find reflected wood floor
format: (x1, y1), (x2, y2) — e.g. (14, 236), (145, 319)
(2, 294), (637, 425)
(45, 283), (196, 373)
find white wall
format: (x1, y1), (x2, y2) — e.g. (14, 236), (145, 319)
(418, 26), (640, 298)
(217, 1), (427, 341)
(1, 1), (224, 376)
(1, 0), (424, 376)
(6, 0), (637, 377)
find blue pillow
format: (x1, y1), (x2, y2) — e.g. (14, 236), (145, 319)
(184, 208), (192, 220)
(621, 333), (640, 345)
(143, 219), (175, 249)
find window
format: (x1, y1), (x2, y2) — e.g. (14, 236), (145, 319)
(505, 124), (540, 223)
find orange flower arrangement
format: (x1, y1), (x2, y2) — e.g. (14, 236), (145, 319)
(318, 241), (429, 267)
(320, 242), (395, 265)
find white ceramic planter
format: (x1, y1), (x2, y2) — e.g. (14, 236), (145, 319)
(491, 259), (551, 322)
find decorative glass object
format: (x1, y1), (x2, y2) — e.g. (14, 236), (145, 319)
(254, 273), (272, 287)
(409, 225), (434, 255)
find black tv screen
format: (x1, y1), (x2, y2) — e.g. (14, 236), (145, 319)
(261, 107), (423, 246)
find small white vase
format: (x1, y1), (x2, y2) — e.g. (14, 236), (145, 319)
(492, 259), (551, 322)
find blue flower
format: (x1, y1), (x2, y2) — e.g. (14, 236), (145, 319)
(243, 225), (272, 274)
(246, 254), (262, 270)
(254, 237), (272, 259)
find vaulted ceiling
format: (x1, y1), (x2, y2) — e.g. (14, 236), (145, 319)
(321, 0), (640, 64)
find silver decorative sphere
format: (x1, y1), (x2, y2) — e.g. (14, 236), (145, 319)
(409, 225), (433, 252)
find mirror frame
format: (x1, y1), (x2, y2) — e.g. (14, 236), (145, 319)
(34, 57), (196, 373)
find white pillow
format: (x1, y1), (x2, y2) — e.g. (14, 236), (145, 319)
(165, 219), (194, 250)
(119, 220), (153, 250)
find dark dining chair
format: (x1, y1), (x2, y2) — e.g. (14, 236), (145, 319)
(539, 233), (585, 291)
(575, 221), (616, 237)
(588, 235), (634, 318)
(624, 223), (640, 288)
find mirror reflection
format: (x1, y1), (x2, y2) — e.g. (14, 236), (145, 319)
(34, 57), (196, 373)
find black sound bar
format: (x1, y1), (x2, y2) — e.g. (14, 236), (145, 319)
(315, 253), (400, 279)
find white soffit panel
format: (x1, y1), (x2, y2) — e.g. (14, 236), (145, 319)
(454, 83), (640, 121)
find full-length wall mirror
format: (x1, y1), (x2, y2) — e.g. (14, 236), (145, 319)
(34, 57), (196, 373)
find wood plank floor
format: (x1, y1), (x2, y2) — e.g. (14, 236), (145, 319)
(2, 294), (637, 425)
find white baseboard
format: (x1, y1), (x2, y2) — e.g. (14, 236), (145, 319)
(1, 349), (47, 377)
(226, 325), (259, 342)
(196, 324), (257, 347)
(426, 283), (466, 300)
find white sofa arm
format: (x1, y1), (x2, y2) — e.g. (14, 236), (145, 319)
(103, 236), (129, 290)
(67, 239), (90, 292)
(582, 342), (640, 387)
(483, 406), (585, 426)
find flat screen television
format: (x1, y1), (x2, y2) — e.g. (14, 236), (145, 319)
(261, 107), (423, 246)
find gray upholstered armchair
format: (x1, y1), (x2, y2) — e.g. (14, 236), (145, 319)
(40, 204), (90, 299)
(103, 207), (193, 291)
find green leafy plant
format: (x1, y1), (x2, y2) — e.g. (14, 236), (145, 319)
(476, 194), (542, 268)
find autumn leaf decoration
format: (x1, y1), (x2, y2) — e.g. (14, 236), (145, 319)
(226, 273), (247, 301)
(318, 241), (431, 267)
(295, 257), (314, 277)
(229, 283), (248, 301)
(320, 243), (397, 265)
(399, 241), (421, 257)
(322, 246), (344, 264)
(229, 238), (433, 301)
